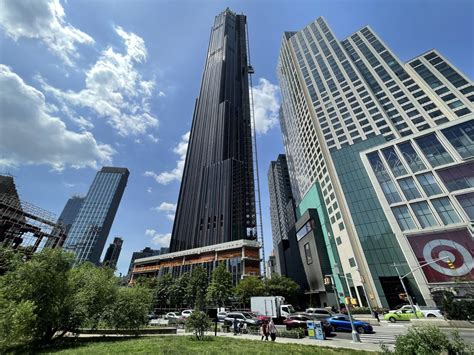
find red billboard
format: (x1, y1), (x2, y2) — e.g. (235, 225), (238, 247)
(407, 229), (474, 283)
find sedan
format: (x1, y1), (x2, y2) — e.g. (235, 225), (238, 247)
(181, 309), (194, 318)
(384, 309), (424, 323)
(328, 314), (373, 334)
(217, 311), (227, 322)
(224, 312), (261, 326)
(164, 312), (180, 320)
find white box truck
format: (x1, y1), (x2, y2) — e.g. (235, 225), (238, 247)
(251, 296), (295, 320)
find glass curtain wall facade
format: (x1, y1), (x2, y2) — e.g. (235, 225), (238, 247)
(64, 167), (129, 265)
(170, 9), (256, 253)
(103, 236), (123, 269)
(277, 16), (473, 308)
(57, 196), (84, 236)
(268, 154), (294, 273)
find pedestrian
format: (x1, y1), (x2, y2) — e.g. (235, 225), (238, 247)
(259, 323), (264, 340)
(373, 309), (380, 323)
(268, 319), (277, 342)
(233, 318), (239, 335)
(331, 305), (337, 313)
(261, 321), (269, 341)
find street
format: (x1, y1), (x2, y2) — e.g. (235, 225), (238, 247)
(333, 322), (474, 345)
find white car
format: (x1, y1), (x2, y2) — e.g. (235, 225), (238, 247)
(164, 312), (180, 320)
(394, 305), (443, 318)
(181, 309), (194, 318)
(306, 308), (333, 317)
(217, 311), (228, 322)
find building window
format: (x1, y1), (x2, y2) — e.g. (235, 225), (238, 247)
(382, 147), (408, 177)
(392, 205), (416, 231)
(296, 219), (316, 240)
(397, 141), (426, 172)
(349, 257), (356, 267)
(336, 236), (342, 245)
(437, 162), (474, 192)
(304, 243), (313, 265)
(441, 120), (474, 159)
(455, 193), (474, 220)
(398, 177), (422, 200)
(415, 134), (454, 167)
(416, 172), (443, 196)
(367, 151), (402, 203)
(410, 201), (438, 228)
(431, 197), (461, 225)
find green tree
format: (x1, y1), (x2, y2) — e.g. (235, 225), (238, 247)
(234, 276), (265, 306)
(206, 262), (233, 307)
(68, 262), (118, 328)
(186, 310), (211, 340)
(0, 249), (76, 344)
(154, 273), (174, 308)
(187, 266), (208, 310)
(170, 272), (190, 308)
(0, 247), (22, 275)
(264, 274), (300, 303)
(0, 298), (36, 352)
(109, 286), (153, 334)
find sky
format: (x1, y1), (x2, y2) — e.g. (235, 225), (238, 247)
(0, 0), (473, 276)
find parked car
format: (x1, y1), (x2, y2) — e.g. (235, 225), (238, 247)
(328, 314), (373, 334)
(217, 311), (228, 322)
(148, 312), (158, 320)
(384, 308), (424, 323)
(164, 312), (181, 320)
(181, 309), (194, 318)
(283, 314), (333, 336)
(249, 311), (271, 322)
(224, 312), (261, 326)
(305, 308), (333, 317)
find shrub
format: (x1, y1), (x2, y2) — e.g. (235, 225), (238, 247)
(186, 311), (211, 340)
(382, 325), (473, 355)
(443, 293), (474, 321)
(0, 299), (36, 352)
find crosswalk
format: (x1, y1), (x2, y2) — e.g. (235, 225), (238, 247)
(359, 325), (407, 344)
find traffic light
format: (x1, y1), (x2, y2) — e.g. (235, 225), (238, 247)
(447, 259), (456, 270)
(399, 293), (408, 301)
(324, 277), (332, 285)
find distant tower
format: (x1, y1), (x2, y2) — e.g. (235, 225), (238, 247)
(170, 9), (256, 252)
(103, 237), (123, 269)
(64, 167), (129, 264)
(57, 196), (84, 236)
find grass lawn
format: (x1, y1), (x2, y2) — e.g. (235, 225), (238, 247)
(41, 336), (371, 354)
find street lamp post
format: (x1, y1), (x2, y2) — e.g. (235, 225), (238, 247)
(394, 264), (418, 318)
(393, 256), (452, 317)
(325, 274), (341, 313)
(345, 297), (361, 343)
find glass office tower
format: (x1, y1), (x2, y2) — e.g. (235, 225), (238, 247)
(64, 167), (129, 264)
(277, 17), (473, 308)
(57, 196), (84, 236)
(170, 8), (256, 252)
(102, 236), (123, 269)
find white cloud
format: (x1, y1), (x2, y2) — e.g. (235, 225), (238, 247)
(0, 65), (114, 170)
(158, 91), (166, 97)
(144, 131), (189, 185)
(152, 202), (176, 221)
(154, 202), (176, 212)
(147, 187), (153, 193)
(252, 78), (280, 134)
(147, 134), (159, 143)
(40, 26), (159, 137)
(145, 229), (171, 247)
(0, 0), (94, 66)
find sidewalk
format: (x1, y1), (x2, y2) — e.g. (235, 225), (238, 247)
(190, 330), (388, 352)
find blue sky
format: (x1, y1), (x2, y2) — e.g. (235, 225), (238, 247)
(0, 0), (472, 276)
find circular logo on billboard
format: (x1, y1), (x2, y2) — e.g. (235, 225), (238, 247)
(422, 239), (472, 277)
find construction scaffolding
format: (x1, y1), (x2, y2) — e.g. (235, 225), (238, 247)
(0, 193), (66, 255)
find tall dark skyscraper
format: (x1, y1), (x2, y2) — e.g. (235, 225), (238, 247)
(64, 167), (129, 264)
(170, 8), (256, 252)
(103, 237), (123, 269)
(57, 196), (84, 236)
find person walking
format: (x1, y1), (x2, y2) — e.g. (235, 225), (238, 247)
(373, 309), (380, 323)
(269, 319), (277, 342)
(233, 318), (239, 335)
(260, 321), (269, 341)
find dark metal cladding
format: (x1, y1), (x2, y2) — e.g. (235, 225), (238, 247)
(170, 9), (256, 252)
